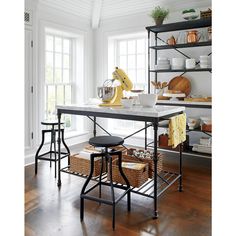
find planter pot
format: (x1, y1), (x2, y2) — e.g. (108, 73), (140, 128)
(154, 18), (164, 26)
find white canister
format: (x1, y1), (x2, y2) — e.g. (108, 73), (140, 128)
(185, 58), (196, 69)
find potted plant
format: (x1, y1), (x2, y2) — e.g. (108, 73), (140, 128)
(150, 6), (169, 26)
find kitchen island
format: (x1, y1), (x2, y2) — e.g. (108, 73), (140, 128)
(56, 104), (185, 218)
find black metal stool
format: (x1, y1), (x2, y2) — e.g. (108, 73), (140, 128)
(35, 121), (70, 178)
(80, 135), (131, 230)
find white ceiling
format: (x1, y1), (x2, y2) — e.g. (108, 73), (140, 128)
(38, 0), (211, 26)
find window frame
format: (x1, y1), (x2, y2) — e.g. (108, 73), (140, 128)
(108, 33), (149, 135)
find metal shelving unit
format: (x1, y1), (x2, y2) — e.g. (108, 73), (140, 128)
(146, 18), (212, 158)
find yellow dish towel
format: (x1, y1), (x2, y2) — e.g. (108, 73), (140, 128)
(168, 113), (186, 148)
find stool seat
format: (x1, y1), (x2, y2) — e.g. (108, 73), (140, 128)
(89, 136), (124, 148)
(41, 120), (64, 126)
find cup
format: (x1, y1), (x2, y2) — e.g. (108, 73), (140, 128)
(199, 55), (210, 68)
(172, 58), (185, 69)
(185, 58), (196, 69)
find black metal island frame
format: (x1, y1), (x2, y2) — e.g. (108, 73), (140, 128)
(56, 104), (185, 218)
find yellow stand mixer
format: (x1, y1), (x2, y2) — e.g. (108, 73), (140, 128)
(97, 67), (133, 106)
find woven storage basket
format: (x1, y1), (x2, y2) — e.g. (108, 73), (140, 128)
(70, 154), (105, 177)
(107, 155), (149, 188)
(200, 8), (212, 19)
(109, 145), (128, 160)
(127, 149), (163, 178)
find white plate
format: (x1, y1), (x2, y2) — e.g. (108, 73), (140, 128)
(163, 93), (186, 98)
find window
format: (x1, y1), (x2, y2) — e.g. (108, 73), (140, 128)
(44, 34), (73, 129)
(117, 37), (148, 94)
(108, 34), (148, 135)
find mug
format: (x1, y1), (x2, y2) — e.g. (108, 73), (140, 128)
(185, 59), (196, 69)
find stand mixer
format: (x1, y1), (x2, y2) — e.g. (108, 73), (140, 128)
(97, 67), (133, 106)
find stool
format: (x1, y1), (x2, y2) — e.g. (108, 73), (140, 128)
(35, 121), (70, 178)
(80, 136), (131, 230)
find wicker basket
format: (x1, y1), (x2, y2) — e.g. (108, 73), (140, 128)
(127, 149), (163, 178)
(200, 8), (212, 19)
(69, 154), (105, 177)
(107, 155), (149, 188)
(109, 145), (128, 160)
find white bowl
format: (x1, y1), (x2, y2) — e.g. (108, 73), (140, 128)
(121, 98), (134, 108)
(172, 58), (185, 66)
(138, 94), (157, 107)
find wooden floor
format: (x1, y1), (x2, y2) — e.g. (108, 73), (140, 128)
(25, 145), (211, 236)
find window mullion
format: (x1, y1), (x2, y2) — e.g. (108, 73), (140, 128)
(53, 36), (55, 84)
(61, 36), (64, 84)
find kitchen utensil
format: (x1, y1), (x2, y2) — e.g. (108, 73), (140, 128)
(199, 28), (209, 42)
(138, 94), (157, 107)
(98, 67), (133, 106)
(151, 81), (168, 89)
(199, 137), (211, 146)
(168, 76), (191, 96)
(97, 87), (116, 102)
(185, 58), (196, 69)
(200, 117), (212, 125)
(208, 27), (212, 41)
(121, 98), (134, 108)
(176, 31), (187, 44)
(156, 58), (170, 70)
(171, 57), (185, 69)
(187, 30), (201, 43)
(182, 9), (199, 20)
(167, 36), (176, 45)
(187, 117), (200, 129)
(163, 92), (186, 101)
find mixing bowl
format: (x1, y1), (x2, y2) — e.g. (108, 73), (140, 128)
(138, 94), (157, 107)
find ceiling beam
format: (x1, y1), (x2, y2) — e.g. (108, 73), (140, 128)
(92, 0), (102, 29)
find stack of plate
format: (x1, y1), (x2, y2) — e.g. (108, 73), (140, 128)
(171, 58), (185, 70)
(192, 136), (212, 154)
(155, 57), (170, 70)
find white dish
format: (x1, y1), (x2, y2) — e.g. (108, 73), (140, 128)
(172, 58), (185, 66)
(138, 94), (157, 107)
(171, 66), (185, 70)
(163, 93), (186, 99)
(199, 137), (211, 146)
(121, 98), (134, 108)
(200, 64), (210, 68)
(185, 59), (196, 69)
(182, 12), (199, 21)
(157, 65), (170, 70)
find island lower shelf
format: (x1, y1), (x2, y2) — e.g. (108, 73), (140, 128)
(61, 167), (181, 198)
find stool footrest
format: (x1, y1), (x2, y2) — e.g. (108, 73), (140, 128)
(37, 154), (69, 161)
(81, 194), (114, 205)
(81, 182), (130, 205)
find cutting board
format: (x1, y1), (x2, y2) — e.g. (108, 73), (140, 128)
(184, 97), (212, 102)
(168, 76), (191, 96)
